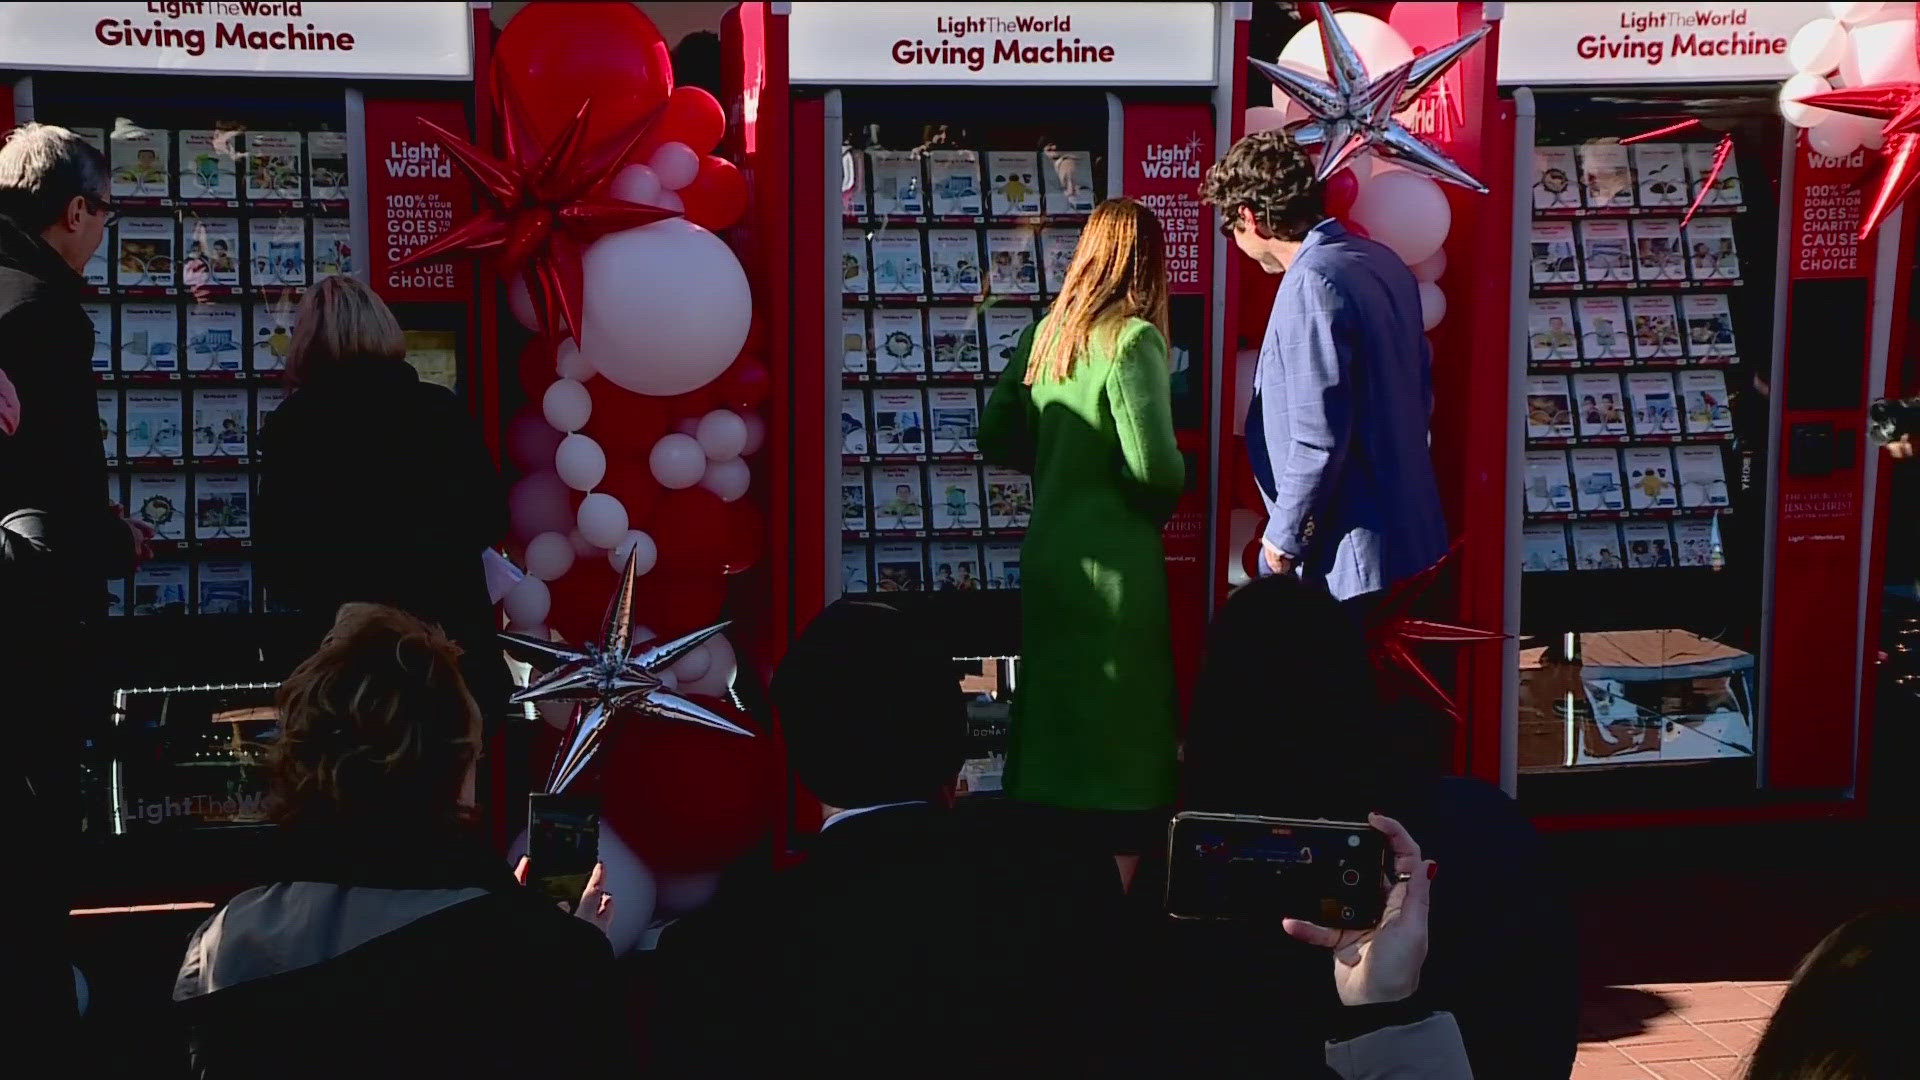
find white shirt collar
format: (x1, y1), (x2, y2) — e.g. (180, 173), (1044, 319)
(820, 800), (927, 831)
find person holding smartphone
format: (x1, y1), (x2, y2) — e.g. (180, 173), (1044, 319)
(172, 603), (629, 1077)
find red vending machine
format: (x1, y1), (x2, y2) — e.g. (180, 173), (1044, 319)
(1484, 1), (1900, 826)
(725, 2), (1248, 794)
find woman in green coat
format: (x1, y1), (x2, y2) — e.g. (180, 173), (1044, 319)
(979, 198), (1185, 853)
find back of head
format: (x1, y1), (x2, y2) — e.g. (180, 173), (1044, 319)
(1743, 907), (1916, 1080)
(286, 274), (407, 389)
(1199, 129), (1325, 242)
(268, 602), (481, 829)
(1187, 574), (1426, 818)
(772, 600), (965, 809)
(1028, 196), (1169, 385)
(0, 123), (108, 232)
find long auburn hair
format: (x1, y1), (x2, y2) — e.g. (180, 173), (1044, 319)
(1742, 907), (1914, 1080)
(1026, 197), (1170, 386)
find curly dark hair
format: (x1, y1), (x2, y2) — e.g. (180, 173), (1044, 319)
(1198, 130), (1325, 242)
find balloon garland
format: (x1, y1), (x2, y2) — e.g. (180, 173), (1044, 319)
(1778, 3), (1920, 238)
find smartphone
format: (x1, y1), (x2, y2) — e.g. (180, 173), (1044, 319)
(526, 794), (600, 907)
(1164, 811), (1389, 929)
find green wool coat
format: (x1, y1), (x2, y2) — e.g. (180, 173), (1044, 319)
(979, 315), (1186, 811)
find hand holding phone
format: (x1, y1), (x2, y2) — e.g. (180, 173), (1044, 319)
(523, 794), (614, 936)
(1165, 812), (1389, 928)
(1282, 813), (1437, 1006)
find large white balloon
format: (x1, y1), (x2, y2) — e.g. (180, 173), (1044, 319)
(1280, 12), (1413, 80)
(524, 531), (576, 581)
(1417, 281), (1447, 331)
(684, 632), (738, 698)
(505, 823), (658, 956)
(1349, 170), (1451, 264)
(507, 272), (540, 332)
(1245, 105), (1290, 134)
(576, 492), (630, 549)
(1411, 248), (1448, 283)
(580, 220), (752, 396)
(649, 142), (702, 191)
(654, 871), (722, 918)
(699, 457), (752, 502)
(610, 163), (663, 206)
(502, 575), (551, 628)
(670, 642), (713, 683)
(1781, 73), (1836, 128)
(1831, 2), (1889, 27)
(1791, 18), (1850, 74)
(607, 529), (658, 574)
(739, 412), (766, 456)
(553, 338), (594, 382)
(650, 433), (707, 489)
(541, 378), (592, 433)
(555, 433), (608, 492)
(695, 410), (748, 461)
(1840, 15), (1920, 86)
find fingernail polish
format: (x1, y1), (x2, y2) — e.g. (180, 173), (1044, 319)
(1426, 862), (1438, 881)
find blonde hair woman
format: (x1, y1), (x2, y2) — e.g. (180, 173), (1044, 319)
(979, 198), (1184, 871)
(255, 275), (511, 732)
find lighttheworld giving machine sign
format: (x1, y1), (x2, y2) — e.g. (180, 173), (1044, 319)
(786, 2), (1218, 85)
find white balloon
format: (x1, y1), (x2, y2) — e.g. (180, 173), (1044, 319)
(1411, 248), (1448, 283)
(650, 433), (707, 489)
(1781, 73), (1836, 128)
(1791, 18), (1850, 74)
(502, 575), (551, 628)
(576, 492), (630, 549)
(654, 871), (722, 917)
(1348, 170), (1451, 264)
(649, 141), (701, 191)
(1280, 12), (1413, 79)
(649, 188), (684, 212)
(607, 529), (658, 574)
(699, 457), (752, 502)
(610, 163), (663, 206)
(580, 220), (752, 396)
(506, 823), (657, 956)
(1840, 15), (1919, 86)
(670, 642), (713, 683)
(739, 412), (766, 455)
(685, 632), (738, 698)
(1245, 105), (1290, 134)
(507, 272), (540, 331)
(524, 531), (575, 581)
(553, 337), (595, 382)
(555, 432), (608, 492)
(1808, 116), (1868, 157)
(568, 529), (603, 558)
(1417, 281), (1446, 331)
(695, 409), (748, 461)
(1831, 2), (1888, 26)
(541, 378), (592, 433)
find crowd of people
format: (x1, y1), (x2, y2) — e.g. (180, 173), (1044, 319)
(2, 108), (1910, 1079)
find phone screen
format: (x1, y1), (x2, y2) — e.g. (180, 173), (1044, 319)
(526, 794), (600, 907)
(1164, 813), (1387, 928)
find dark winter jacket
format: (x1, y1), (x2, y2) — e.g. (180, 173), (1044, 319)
(255, 356), (510, 713)
(0, 215), (132, 622)
(173, 824), (630, 1078)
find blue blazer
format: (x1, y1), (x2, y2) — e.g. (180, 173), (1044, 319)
(1247, 219), (1448, 600)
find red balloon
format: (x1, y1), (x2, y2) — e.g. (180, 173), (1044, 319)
(597, 466), (663, 532)
(547, 563), (616, 644)
(720, 499), (763, 576)
(595, 712), (784, 873)
(583, 380), (670, 461)
(714, 355), (770, 411)
(1325, 168), (1360, 217)
(650, 488), (732, 576)
(678, 156), (749, 231)
(630, 86), (726, 163)
(517, 335), (558, 402)
(494, 3), (671, 155)
(631, 571), (728, 638)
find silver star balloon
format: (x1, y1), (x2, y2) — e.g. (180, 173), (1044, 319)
(501, 550), (752, 795)
(1252, 3), (1490, 193)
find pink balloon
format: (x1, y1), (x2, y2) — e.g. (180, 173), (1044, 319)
(1841, 15), (1920, 87)
(739, 412), (766, 456)
(1245, 105), (1290, 134)
(508, 471), (574, 541)
(507, 409), (563, 472)
(649, 432), (707, 489)
(1348, 170), (1450, 264)
(649, 141), (701, 191)
(1417, 281), (1446, 331)
(695, 409), (748, 461)
(698, 457), (751, 502)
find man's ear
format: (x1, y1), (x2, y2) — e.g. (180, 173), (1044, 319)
(59, 194), (88, 232)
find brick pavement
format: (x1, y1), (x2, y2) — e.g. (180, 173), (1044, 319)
(1575, 981), (1781, 1078)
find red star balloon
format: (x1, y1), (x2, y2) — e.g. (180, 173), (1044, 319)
(392, 78), (683, 341)
(1362, 542), (1507, 723)
(1799, 81), (1920, 239)
(1621, 118), (1732, 229)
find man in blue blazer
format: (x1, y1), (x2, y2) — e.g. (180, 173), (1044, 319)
(1202, 131), (1448, 608)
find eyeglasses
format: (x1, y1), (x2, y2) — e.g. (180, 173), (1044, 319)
(87, 196), (121, 228)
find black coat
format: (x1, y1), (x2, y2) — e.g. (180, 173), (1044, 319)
(173, 824), (631, 1078)
(255, 357), (510, 712)
(0, 216), (133, 622)
(652, 803), (1130, 1078)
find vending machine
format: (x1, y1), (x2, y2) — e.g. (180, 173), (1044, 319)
(724, 2), (1248, 793)
(1486, 1), (1897, 826)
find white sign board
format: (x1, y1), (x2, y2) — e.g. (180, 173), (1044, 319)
(1497, 2), (1827, 85)
(0, 2), (471, 80)
(786, 2), (1218, 85)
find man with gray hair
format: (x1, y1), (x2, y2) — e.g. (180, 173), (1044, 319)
(0, 121), (153, 1047)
